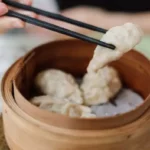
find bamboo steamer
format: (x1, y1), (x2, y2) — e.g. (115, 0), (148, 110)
(0, 114), (9, 150)
(1, 39), (150, 150)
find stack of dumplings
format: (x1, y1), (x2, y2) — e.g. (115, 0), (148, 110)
(31, 23), (143, 118)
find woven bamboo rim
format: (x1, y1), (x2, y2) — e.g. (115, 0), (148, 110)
(0, 114), (9, 150)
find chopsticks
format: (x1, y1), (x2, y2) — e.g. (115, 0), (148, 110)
(3, 0), (115, 50)
(4, 0), (107, 33)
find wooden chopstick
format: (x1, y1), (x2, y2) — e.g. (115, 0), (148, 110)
(3, 0), (115, 49)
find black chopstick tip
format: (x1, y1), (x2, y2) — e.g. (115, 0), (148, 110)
(97, 40), (116, 50)
(108, 44), (116, 50)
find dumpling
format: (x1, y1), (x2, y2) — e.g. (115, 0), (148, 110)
(81, 66), (122, 105)
(31, 96), (96, 118)
(30, 95), (65, 112)
(31, 95), (62, 106)
(61, 103), (96, 118)
(87, 23), (143, 73)
(35, 69), (83, 104)
(31, 95), (69, 114)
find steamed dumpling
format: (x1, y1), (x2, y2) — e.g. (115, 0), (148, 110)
(61, 103), (96, 118)
(31, 96), (95, 118)
(31, 95), (69, 114)
(30, 95), (65, 111)
(81, 66), (122, 105)
(87, 23), (143, 73)
(35, 69), (83, 104)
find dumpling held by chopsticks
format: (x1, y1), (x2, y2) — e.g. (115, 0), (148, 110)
(87, 23), (143, 73)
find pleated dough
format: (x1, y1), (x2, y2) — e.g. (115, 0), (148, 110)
(35, 69), (83, 104)
(87, 23), (143, 73)
(61, 103), (96, 118)
(81, 66), (122, 105)
(31, 96), (95, 118)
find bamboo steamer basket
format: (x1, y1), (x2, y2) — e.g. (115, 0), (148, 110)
(2, 39), (150, 150)
(0, 114), (9, 150)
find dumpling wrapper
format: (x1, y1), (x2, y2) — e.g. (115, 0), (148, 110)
(31, 96), (95, 118)
(35, 69), (83, 104)
(81, 66), (122, 105)
(87, 23), (143, 73)
(30, 95), (65, 112)
(61, 103), (96, 118)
